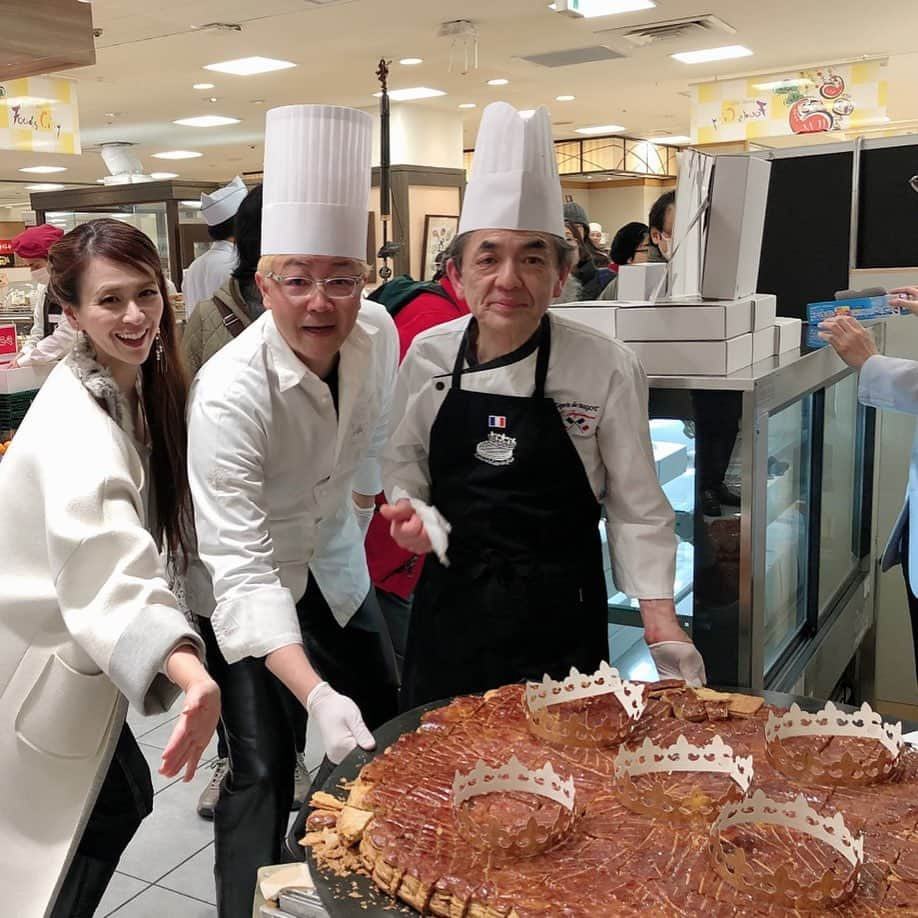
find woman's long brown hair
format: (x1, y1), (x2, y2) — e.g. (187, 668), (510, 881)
(47, 219), (194, 562)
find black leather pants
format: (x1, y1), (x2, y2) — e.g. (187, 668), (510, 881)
(200, 579), (399, 918)
(52, 723), (152, 918)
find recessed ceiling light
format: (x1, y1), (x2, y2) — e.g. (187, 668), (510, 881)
(193, 82), (216, 90)
(180, 200), (202, 208)
(547, 0), (655, 16)
(556, 95), (576, 102)
(25, 183), (65, 191)
(173, 115), (240, 127)
(152, 150), (203, 159)
(399, 58), (423, 66)
(671, 45), (753, 64)
(650, 135), (692, 145)
(458, 103), (477, 109)
(207, 97), (219, 104)
(575, 124), (625, 135)
(487, 78), (509, 86)
(19, 165), (67, 174)
(149, 172), (179, 180)
(204, 56), (296, 76)
(372, 87), (446, 101)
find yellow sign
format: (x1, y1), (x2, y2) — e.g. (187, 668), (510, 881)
(691, 60), (888, 144)
(0, 76), (81, 155)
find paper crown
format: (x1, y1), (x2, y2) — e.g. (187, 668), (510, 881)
(708, 789), (864, 909)
(459, 102), (564, 238)
(765, 702), (903, 786)
(451, 757), (577, 859)
(200, 175), (247, 226)
(525, 662), (646, 747)
(261, 104), (371, 260)
(614, 735), (753, 824)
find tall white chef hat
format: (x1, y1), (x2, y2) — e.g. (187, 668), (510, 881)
(200, 175), (247, 227)
(261, 104), (372, 260)
(458, 102), (564, 238)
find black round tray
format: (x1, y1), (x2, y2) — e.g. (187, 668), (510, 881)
(302, 690), (916, 916)
(305, 700), (446, 917)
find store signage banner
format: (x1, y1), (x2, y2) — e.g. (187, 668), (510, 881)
(0, 76), (81, 155)
(0, 324), (18, 361)
(691, 60), (888, 144)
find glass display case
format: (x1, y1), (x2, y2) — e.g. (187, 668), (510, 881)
(30, 181), (221, 294)
(605, 327), (880, 696)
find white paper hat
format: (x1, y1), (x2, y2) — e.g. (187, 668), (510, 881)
(459, 102), (564, 238)
(200, 175), (247, 227)
(261, 104), (371, 260)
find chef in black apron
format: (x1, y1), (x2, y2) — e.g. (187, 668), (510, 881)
(382, 102), (706, 710)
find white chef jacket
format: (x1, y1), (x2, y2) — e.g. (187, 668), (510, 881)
(17, 284), (75, 368)
(187, 303), (397, 664)
(182, 240), (237, 317)
(383, 311), (677, 599)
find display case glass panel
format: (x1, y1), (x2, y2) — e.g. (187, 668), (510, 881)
(764, 396), (813, 673)
(818, 374), (860, 613)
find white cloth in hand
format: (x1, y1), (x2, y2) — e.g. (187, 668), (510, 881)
(353, 502), (375, 539)
(305, 681), (376, 765)
(407, 497), (452, 566)
(648, 641), (707, 687)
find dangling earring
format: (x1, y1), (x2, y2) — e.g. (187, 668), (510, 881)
(154, 328), (165, 363)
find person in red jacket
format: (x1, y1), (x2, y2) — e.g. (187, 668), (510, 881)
(365, 258), (470, 669)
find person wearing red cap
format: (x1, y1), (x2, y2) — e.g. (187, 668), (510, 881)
(4, 224), (71, 370)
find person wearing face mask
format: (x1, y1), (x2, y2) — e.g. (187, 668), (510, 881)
(598, 222), (651, 301)
(382, 103), (706, 711)
(4, 224), (68, 369)
(647, 190), (675, 262)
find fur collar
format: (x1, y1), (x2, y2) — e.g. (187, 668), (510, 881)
(67, 331), (134, 432)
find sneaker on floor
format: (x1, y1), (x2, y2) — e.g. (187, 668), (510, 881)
(197, 757), (229, 820)
(292, 751), (310, 811)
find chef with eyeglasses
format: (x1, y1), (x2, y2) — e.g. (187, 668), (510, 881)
(382, 102), (706, 710)
(185, 103), (399, 917)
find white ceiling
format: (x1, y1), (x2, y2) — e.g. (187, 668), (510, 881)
(2, 0), (918, 209)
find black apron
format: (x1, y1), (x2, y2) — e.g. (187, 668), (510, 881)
(400, 316), (609, 710)
(42, 290), (63, 339)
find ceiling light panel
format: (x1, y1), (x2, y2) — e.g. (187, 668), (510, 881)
(204, 56), (296, 76)
(19, 166), (67, 173)
(671, 45), (753, 64)
(152, 150), (203, 159)
(575, 123), (625, 134)
(173, 115), (240, 127)
(548, 0), (655, 16)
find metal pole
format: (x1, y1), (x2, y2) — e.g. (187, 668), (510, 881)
(848, 136), (863, 276)
(376, 58), (393, 282)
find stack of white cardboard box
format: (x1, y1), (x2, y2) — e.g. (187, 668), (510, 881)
(556, 155), (802, 376)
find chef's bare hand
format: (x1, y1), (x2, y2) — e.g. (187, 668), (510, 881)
(160, 674), (221, 782)
(1, 356), (21, 370)
(380, 499), (432, 554)
(306, 681), (376, 765)
(817, 315), (878, 370)
(889, 286), (918, 316)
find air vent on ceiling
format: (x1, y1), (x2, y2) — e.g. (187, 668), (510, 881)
(599, 14), (735, 47)
(518, 46), (625, 68)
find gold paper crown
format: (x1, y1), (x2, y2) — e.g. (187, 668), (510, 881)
(451, 757), (577, 859)
(709, 789), (864, 910)
(525, 662), (646, 747)
(614, 735), (753, 824)
(765, 702), (903, 786)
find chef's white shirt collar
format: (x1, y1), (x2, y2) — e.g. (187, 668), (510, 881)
(262, 306), (378, 394)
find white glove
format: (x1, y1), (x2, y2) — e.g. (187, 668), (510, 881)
(305, 681), (376, 765)
(648, 641), (707, 687)
(353, 502), (375, 539)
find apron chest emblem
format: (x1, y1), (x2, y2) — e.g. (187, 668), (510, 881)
(475, 431), (517, 466)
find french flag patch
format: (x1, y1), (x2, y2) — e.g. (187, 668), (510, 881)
(488, 415), (507, 428)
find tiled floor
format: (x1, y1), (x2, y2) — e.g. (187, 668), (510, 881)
(95, 703), (324, 917)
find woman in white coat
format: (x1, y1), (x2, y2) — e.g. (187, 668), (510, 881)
(819, 288), (918, 678)
(0, 219), (220, 917)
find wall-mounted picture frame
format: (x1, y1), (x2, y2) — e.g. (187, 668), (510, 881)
(421, 214), (459, 281)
